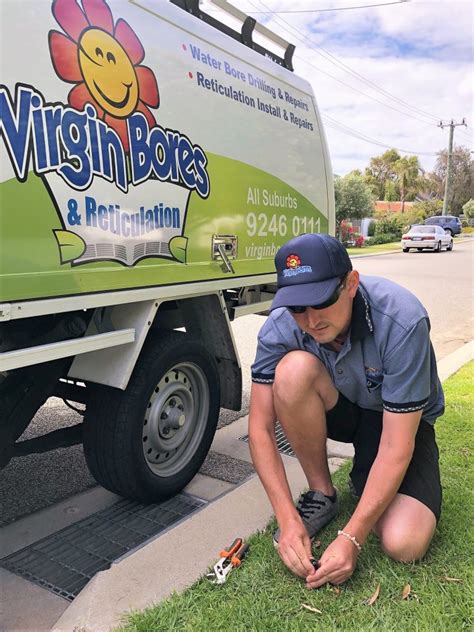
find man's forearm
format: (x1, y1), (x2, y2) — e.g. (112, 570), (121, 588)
(249, 427), (301, 526)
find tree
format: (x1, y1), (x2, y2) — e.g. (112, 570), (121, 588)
(393, 155), (421, 212)
(463, 199), (474, 218)
(431, 146), (473, 215)
(364, 149), (401, 200)
(384, 180), (398, 201)
(411, 199), (443, 218)
(334, 173), (374, 235)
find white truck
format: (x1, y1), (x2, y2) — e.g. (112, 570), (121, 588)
(0, 0), (334, 501)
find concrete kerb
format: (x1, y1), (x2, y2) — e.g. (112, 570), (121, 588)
(52, 340), (473, 631)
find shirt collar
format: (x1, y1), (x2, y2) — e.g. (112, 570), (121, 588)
(350, 288), (374, 342)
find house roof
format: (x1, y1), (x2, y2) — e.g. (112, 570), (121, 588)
(374, 201), (415, 212)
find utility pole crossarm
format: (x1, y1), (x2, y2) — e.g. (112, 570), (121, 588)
(438, 118), (468, 216)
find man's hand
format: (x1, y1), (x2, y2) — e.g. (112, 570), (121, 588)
(276, 518), (317, 579)
(305, 535), (359, 589)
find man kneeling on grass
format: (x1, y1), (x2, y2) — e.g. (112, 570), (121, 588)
(248, 233), (443, 589)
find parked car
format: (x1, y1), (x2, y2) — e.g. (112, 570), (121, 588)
(424, 215), (462, 236)
(401, 225), (453, 252)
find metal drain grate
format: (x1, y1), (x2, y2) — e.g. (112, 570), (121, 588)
(240, 422), (295, 457)
(1, 493), (205, 601)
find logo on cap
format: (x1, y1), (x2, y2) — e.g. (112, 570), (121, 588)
(283, 253), (312, 278)
(286, 254), (301, 269)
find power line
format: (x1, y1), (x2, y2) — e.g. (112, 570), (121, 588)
(305, 45), (441, 124)
(247, 1), (473, 158)
(324, 115), (470, 159)
(251, 1), (439, 127)
(238, 1), (408, 13)
(322, 113), (440, 155)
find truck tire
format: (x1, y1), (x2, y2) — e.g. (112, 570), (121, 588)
(83, 331), (220, 502)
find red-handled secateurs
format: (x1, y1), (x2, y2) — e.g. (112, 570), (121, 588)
(207, 537), (249, 584)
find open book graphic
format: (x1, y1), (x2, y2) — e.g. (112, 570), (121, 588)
(44, 173), (191, 266)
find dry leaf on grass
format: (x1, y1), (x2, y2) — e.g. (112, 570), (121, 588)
(402, 584), (411, 600)
(314, 540), (321, 548)
(443, 577), (463, 583)
(302, 604), (323, 614)
(333, 587), (341, 595)
(366, 584), (380, 605)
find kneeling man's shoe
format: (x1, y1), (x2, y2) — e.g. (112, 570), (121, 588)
(273, 489), (338, 546)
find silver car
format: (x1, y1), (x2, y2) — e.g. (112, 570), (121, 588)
(401, 225), (453, 253)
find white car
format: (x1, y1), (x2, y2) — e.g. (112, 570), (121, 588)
(401, 225), (453, 253)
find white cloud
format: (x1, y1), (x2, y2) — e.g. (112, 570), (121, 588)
(206, 0), (473, 174)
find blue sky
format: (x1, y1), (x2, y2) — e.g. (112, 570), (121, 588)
(204, 0), (473, 175)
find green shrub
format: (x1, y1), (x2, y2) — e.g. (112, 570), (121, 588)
(374, 216), (403, 238)
(366, 233), (400, 245)
(399, 204), (430, 229)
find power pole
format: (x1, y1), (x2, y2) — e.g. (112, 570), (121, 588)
(438, 118), (467, 215)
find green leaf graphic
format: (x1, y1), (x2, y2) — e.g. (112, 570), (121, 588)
(53, 230), (86, 264)
(169, 236), (188, 263)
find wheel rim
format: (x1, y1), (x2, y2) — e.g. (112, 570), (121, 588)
(142, 362), (210, 476)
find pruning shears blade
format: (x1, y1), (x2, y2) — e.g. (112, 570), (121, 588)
(207, 538), (249, 584)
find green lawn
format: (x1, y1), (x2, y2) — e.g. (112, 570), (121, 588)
(346, 241), (400, 256)
(120, 362), (473, 632)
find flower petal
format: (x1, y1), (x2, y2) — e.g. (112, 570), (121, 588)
(49, 31), (83, 82)
(82, 0), (114, 34)
(115, 18), (144, 65)
(104, 113), (129, 152)
(136, 66), (159, 108)
(52, 0), (89, 42)
(136, 101), (157, 130)
(68, 83), (104, 118)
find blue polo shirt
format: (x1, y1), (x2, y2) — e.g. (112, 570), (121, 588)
(251, 275), (444, 424)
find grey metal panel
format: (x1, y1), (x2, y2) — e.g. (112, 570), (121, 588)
(0, 329), (135, 372)
(68, 300), (159, 389)
(1, 274), (276, 322)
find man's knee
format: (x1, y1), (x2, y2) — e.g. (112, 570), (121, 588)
(376, 509), (436, 562)
(273, 351), (326, 404)
(379, 529), (431, 562)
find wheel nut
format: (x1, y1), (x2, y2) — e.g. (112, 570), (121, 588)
(161, 412), (168, 420)
(169, 398), (176, 407)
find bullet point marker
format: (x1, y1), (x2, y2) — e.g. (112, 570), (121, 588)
(188, 72), (193, 79)
(182, 44), (187, 51)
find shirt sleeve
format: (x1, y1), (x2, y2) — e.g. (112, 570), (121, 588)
(381, 318), (432, 413)
(251, 320), (290, 384)
(251, 310), (309, 384)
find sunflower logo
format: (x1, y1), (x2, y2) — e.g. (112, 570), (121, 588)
(49, 0), (159, 151)
(286, 254), (301, 269)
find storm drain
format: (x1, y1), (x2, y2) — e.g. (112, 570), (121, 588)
(0, 493), (205, 601)
(240, 422), (295, 457)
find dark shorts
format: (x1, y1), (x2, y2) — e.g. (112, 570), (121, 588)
(326, 394), (442, 521)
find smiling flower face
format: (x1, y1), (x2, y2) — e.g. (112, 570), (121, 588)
(286, 254), (301, 269)
(49, 0), (159, 149)
(79, 28), (139, 118)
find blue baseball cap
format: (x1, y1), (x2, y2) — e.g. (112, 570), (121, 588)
(271, 233), (353, 311)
